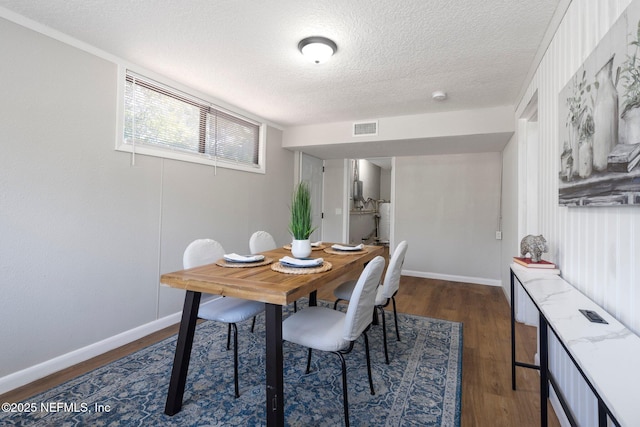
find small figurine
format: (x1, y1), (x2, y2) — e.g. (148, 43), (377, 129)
(520, 235), (548, 263)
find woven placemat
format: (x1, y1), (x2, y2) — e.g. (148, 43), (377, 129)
(271, 261), (332, 275)
(215, 257), (274, 268)
(282, 244), (326, 251)
(323, 248), (366, 255)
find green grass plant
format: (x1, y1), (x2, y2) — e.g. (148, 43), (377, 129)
(289, 181), (316, 240)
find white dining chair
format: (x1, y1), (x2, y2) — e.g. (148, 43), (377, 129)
(249, 230), (277, 254)
(333, 241), (408, 364)
(282, 255), (385, 427)
(183, 238), (265, 398)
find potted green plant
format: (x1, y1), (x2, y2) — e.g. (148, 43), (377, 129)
(288, 181), (316, 258)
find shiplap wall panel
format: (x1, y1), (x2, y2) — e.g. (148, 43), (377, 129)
(516, 0), (638, 425)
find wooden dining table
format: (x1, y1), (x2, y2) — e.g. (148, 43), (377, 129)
(161, 243), (384, 426)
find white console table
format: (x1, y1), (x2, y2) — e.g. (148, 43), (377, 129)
(510, 264), (640, 427)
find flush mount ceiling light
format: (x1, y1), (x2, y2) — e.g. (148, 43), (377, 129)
(298, 36), (337, 64)
(432, 90), (447, 101)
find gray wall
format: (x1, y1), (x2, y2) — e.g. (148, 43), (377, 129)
(0, 18), (294, 379)
(395, 153), (502, 284)
(380, 168), (392, 201)
(501, 134), (519, 298)
(319, 153), (503, 284)
(322, 159), (347, 243)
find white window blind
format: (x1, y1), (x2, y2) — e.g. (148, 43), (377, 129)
(123, 70), (261, 169)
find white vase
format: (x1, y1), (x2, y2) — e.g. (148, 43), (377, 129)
(593, 55), (618, 171)
(622, 106), (640, 144)
(578, 135), (593, 178)
(291, 239), (312, 258)
(569, 120), (581, 178)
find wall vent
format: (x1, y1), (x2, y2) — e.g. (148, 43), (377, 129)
(353, 120), (378, 136)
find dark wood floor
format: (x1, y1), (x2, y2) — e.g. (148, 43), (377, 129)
(2, 275), (559, 427)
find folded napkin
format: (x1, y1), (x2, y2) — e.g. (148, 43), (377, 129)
(223, 253), (265, 263)
(279, 256), (323, 267)
(331, 243), (364, 251)
(311, 241), (323, 247)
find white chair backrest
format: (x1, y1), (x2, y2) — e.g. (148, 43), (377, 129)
(183, 239), (225, 269)
(380, 241), (408, 299)
(343, 256), (386, 341)
(249, 231), (277, 254)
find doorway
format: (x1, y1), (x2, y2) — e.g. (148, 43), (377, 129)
(348, 158), (392, 245)
(300, 153), (323, 242)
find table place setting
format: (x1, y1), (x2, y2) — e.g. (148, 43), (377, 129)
(323, 243), (366, 255)
(271, 255), (332, 274)
(215, 253), (273, 268)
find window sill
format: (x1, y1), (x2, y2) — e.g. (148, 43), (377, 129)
(115, 143), (265, 174)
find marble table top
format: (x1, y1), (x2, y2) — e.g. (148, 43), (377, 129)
(511, 264), (640, 426)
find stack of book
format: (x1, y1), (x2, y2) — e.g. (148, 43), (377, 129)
(512, 257), (556, 269)
(607, 143), (640, 173)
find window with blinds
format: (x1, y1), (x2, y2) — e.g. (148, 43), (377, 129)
(120, 70), (264, 172)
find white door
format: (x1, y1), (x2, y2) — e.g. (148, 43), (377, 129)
(301, 153), (323, 242)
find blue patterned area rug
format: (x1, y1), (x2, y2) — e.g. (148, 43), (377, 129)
(2, 301), (462, 426)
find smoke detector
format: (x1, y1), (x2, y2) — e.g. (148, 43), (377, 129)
(432, 91), (447, 101)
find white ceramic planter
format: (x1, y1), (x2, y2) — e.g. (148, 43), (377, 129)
(291, 239), (312, 258)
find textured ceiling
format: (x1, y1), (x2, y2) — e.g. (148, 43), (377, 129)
(0, 0), (563, 131)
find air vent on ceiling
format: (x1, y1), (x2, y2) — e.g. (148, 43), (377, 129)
(353, 120), (378, 137)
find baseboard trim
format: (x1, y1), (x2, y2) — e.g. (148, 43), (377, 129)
(0, 312), (182, 395)
(402, 269), (502, 287)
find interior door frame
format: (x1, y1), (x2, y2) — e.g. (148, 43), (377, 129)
(298, 152), (323, 242)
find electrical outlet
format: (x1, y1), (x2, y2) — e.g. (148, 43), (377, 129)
(495, 231), (502, 240)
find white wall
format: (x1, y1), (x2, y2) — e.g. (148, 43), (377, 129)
(0, 17), (294, 388)
(282, 106), (514, 153)
(518, 0), (640, 331)
(511, 0), (640, 424)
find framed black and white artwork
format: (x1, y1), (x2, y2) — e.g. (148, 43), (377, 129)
(559, 0), (640, 206)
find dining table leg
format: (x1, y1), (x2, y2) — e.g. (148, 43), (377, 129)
(308, 290), (317, 307)
(265, 303), (284, 426)
(164, 290), (202, 416)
